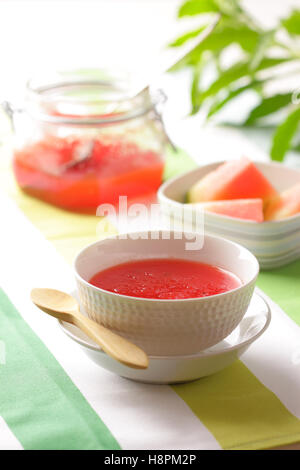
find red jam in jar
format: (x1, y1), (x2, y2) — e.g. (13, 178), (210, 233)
(13, 135), (164, 211)
(11, 71), (166, 212)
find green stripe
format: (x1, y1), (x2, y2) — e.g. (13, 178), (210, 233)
(0, 289), (121, 450)
(173, 362), (300, 450)
(257, 259), (300, 326)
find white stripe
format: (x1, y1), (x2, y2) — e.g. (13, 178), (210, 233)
(0, 192), (220, 449)
(241, 289), (300, 419)
(0, 417), (23, 450)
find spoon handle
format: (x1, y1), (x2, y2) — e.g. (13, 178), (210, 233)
(73, 312), (149, 370)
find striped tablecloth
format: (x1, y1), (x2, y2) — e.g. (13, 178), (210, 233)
(0, 139), (300, 450)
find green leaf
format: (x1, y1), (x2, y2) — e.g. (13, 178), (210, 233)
(249, 30), (275, 71)
(170, 17), (263, 72)
(191, 21), (260, 56)
(282, 9), (300, 35)
(207, 79), (263, 117)
(178, 0), (219, 17)
(245, 93), (292, 124)
(169, 26), (207, 47)
(292, 142), (300, 152)
(271, 107), (300, 161)
(191, 61), (205, 114)
(178, 0), (243, 17)
(195, 57), (287, 106)
(200, 61), (250, 101)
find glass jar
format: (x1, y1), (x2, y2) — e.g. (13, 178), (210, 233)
(6, 70), (169, 212)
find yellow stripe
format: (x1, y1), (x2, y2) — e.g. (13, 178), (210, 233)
(173, 362), (300, 450)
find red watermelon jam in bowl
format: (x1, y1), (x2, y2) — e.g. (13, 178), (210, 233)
(74, 231), (259, 356)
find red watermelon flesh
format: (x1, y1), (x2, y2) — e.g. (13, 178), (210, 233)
(200, 198), (264, 222)
(264, 182), (300, 221)
(188, 158), (278, 204)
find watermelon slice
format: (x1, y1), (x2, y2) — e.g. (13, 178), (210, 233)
(187, 158), (277, 204)
(264, 182), (300, 221)
(198, 198), (264, 222)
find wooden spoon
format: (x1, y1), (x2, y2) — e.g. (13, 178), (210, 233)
(30, 288), (149, 370)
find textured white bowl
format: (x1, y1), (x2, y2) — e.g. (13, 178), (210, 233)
(157, 161), (300, 269)
(74, 231), (258, 356)
(59, 291), (271, 384)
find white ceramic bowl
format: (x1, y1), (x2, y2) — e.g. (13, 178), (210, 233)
(158, 161), (300, 270)
(74, 231), (259, 356)
(59, 291), (271, 384)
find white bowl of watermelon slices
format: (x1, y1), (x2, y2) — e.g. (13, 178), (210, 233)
(158, 158), (300, 270)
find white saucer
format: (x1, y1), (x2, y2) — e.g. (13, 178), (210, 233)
(58, 292), (271, 384)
